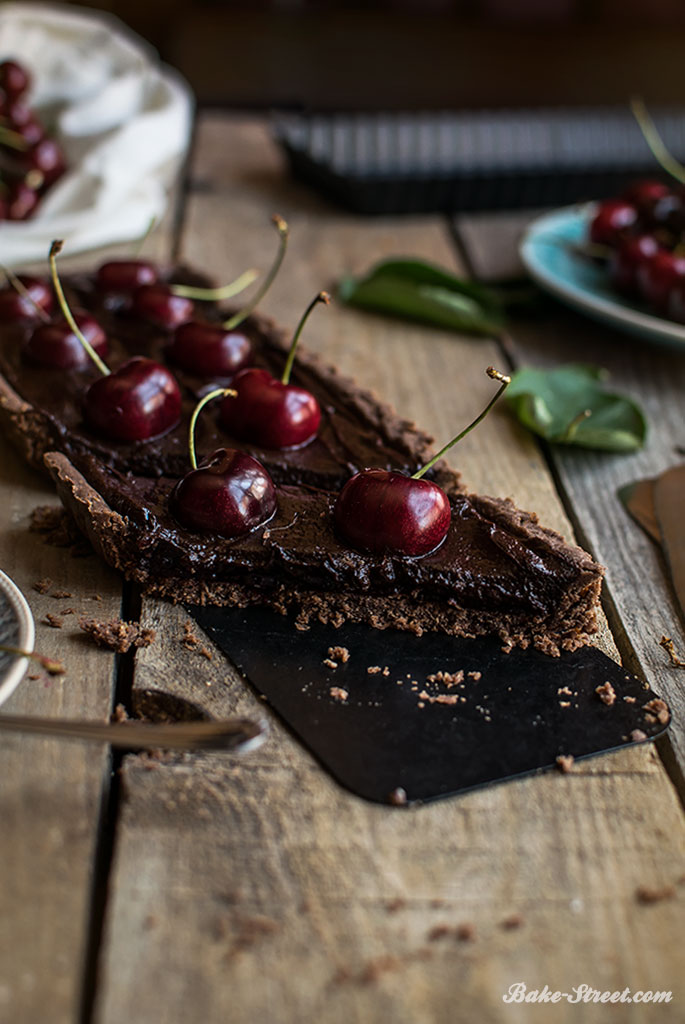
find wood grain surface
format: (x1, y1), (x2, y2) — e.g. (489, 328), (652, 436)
(81, 116), (685, 1024)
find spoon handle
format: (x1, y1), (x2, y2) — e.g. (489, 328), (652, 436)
(0, 713), (267, 751)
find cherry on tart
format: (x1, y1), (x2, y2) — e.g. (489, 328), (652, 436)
(48, 240), (182, 441)
(0, 272), (53, 322)
(168, 214), (288, 377)
(26, 312), (108, 370)
(170, 388), (277, 538)
(132, 283), (194, 329)
(219, 290), (328, 449)
(0, 60), (31, 100)
(334, 367), (511, 558)
(95, 218), (162, 294)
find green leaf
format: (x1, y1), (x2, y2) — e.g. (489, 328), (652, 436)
(506, 364), (647, 453)
(338, 258), (504, 336)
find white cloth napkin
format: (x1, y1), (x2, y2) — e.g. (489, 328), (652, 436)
(0, 1), (193, 267)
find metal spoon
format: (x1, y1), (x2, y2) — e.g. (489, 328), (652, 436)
(0, 713), (267, 752)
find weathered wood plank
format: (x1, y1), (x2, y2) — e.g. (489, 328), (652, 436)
(0, 198), (182, 1021)
(94, 116), (685, 1024)
(457, 210), (685, 783)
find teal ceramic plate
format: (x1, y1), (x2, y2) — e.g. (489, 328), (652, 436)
(0, 569), (34, 708)
(520, 205), (685, 349)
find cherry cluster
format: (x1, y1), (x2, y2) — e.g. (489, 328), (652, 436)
(0, 59), (66, 221)
(0, 227), (509, 558)
(589, 179), (685, 320)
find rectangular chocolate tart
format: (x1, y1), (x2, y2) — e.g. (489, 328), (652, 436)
(0, 268), (603, 654)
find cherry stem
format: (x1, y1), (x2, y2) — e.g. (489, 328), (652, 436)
(49, 240), (110, 376)
(223, 214), (290, 329)
(0, 642), (65, 676)
(134, 215), (157, 258)
(412, 367), (511, 480)
(172, 267), (259, 301)
(1, 265), (50, 322)
(281, 291), (330, 386)
(188, 387), (237, 470)
(630, 97), (685, 186)
(561, 408), (591, 443)
(0, 123), (27, 151)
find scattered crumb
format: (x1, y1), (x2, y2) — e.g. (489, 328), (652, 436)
(199, 646), (213, 660)
(631, 729), (648, 743)
(60, 608), (76, 616)
(385, 898), (406, 914)
(418, 690), (459, 706)
(33, 577), (52, 594)
(455, 923), (476, 942)
(556, 755), (575, 773)
(427, 669), (464, 686)
(500, 914), (524, 930)
(636, 884), (676, 905)
(27, 673), (40, 681)
(382, 666), (390, 676)
(181, 620), (200, 649)
(328, 646), (350, 663)
(79, 617), (155, 653)
(559, 701), (571, 708)
(111, 703), (129, 723)
(323, 658), (338, 670)
(359, 955), (401, 985)
(329, 686), (349, 703)
(659, 635), (685, 668)
(367, 665), (381, 675)
(388, 787), (407, 806)
(467, 671), (482, 681)
(42, 613), (63, 629)
(427, 924), (451, 942)
(558, 686), (572, 696)
(623, 695), (636, 703)
(29, 505), (90, 555)
(643, 698), (670, 725)
(596, 682), (616, 706)
(51, 590), (72, 600)
(90, 594), (102, 602)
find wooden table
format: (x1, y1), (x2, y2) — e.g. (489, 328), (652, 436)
(1, 114), (684, 1024)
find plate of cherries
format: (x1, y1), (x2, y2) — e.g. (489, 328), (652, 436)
(520, 179), (685, 349)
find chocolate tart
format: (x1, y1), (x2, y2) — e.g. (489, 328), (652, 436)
(0, 268), (604, 654)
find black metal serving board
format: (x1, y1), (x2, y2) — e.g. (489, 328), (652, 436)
(189, 604), (669, 806)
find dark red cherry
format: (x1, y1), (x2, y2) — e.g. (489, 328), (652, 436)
(83, 357), (182, 442)
(4, 99), (32, 128)
(0, 60), (31, 100)
(170, 448), (276, 538)
(25, 313), (108, 369)
(21, 138), (65, 187)
(132, 284), (194, 329)
(608, 234), (659, 295)
(637, 249), (685, 312)
(168, 321), (253, 377)
(11, 115), (44, 148)
(6, 181), (39, 220)
(334, 469), (451, 558)
(219, 367), (321, 449)
(622, 179), (670, 212)
(96, 260), (159, 293)
(0, 276), (53, 322)
(589, 200), (638, 246)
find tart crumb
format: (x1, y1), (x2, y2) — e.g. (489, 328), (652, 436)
(643, 698), (669, 725)
(427, 669), (464, 686)
(79, 617), (156, 653)
(556, 754), (575, 773)
(111, 703), (129, 723)
(636, 884), (676, 905)
(595, 682), (616, 705)
(631, 729), (648, 743)
(33, 577), (52, 594)
(329, 686), (349, 703)
(60, 607), (76, 616)
(51, 589), (72, 600)
(367, 665), (381, 674)
(500, 914), (524, 930)
(42, 613), (63, 629)
(467, 671), (482, 681)
(427, 924), (451, 941)
(623, 695), (636, 703)
(385, 898), (406, 914)
(328, 645), (350, 663)
(455, 922), (476, 942)
(658, 635), (685, 668)
(323, 658), (338, 670)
